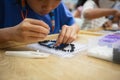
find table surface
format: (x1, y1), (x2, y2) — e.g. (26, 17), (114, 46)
(0, 31), (120, 80)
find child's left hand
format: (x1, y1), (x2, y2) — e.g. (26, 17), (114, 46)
(103, 20), (112, 30)
(55, 24), (79, 46)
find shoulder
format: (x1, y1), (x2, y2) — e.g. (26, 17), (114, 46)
(0, 0), (4, 3)
(54, 2), (70, 16)
(82, 0), (97, 11)
(54, 2), (75, 26)
(0, 0), (5, 27)
(85, 0), (95, 4)
(1, 0), (17, 4)
(0, 0), (4, 17)
(56, 2), (67, 10)
(0, 0), (5, 8)
(83, 0), (96, 7)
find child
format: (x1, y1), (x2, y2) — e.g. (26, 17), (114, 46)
(80, 0), (120, 30)
(106, 0), (120, 30)
(0, 0), (79, 46)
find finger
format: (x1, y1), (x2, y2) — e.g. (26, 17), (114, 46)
(55, 25), (67, 46)
(24, 31), (47, 38)
(24, 18), (50, 30)
(105, 23), (109, 28)
(30, 24), (50, 35)
(104, 22), (110, 28)
(21, 22), (50, 34)
(62, 26), (71, 44)
(66, 32), (76, 44)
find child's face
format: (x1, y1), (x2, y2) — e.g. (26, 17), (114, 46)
(26, 0), (61, 15)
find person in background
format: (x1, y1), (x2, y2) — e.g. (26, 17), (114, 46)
(74, 0), (87, 18)
(104, 0), (120, 30)
(0, 0), (79, 47)
(80, 0), (120, 30)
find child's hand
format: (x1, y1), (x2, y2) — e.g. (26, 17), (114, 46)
(55, 24), (79, 46)
(103, 20), (112, 30)
(113, 11), (120, 23)
(10, 18), (50, 43)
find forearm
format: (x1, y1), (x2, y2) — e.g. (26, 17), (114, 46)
(84, 9), (117, 20)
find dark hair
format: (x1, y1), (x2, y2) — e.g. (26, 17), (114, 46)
(75, 0), (87, 9)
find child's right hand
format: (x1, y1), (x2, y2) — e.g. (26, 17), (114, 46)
(10, 18), (50, 43)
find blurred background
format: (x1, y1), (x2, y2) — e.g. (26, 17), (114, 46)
(62, 0), (115, 12)
(62, 0), (78, 11)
